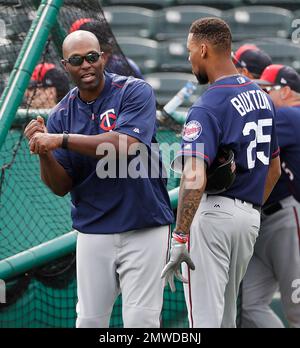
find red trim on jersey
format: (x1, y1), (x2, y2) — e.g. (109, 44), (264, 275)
(207, 80), (253, 91)
(293, 207), (300, 247)
(272, 147), (280, 158)
(112, 82), (124, 88)
(187, 237), (194, 328)
(69, 95), (76, 101)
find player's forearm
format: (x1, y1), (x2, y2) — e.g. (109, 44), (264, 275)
(174, 157), (207, 235)
(39, 153), (72, 196)
(65, 132), (138, 158)
(263, 156), (281, 204)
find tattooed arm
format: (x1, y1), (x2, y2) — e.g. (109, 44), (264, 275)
(174, 156), (207, 235)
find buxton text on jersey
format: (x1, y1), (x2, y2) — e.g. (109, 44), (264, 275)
(231, 89), (272, 117)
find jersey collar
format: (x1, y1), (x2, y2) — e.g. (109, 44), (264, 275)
(75, 72), (112, 107)
(211, 74), (249, 86)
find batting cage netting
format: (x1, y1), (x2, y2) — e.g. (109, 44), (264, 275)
(0, 0), (190, 327)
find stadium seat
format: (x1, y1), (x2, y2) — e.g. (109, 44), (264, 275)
(0, 72), (9, 96)
(175, 0), (242, 10)
(103, 6), (155, 38)
(144, 72), (204, 107)
(104, 0), (175, 9)
(116, 37), (161, 73)
(243, 0), (300, 11)
(155, 5), (222, 41)
(0, 0), (21, 4)
(0, 42), (22, 73)
(293, 9), (300, 23)
(0, 18), (5, 38)
(159, 40), (191, 72)
(224, 6), (293, 41)
(0, 6), (32, 42)
(239, 38), (300, 72)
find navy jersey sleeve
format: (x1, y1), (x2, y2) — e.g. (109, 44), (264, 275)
(47, 113), (74, 179)
(275, 109), (296, 149)
(171, 106), (222, 173)
(270, 108), (280, 159)
(114, 81), (156, 147)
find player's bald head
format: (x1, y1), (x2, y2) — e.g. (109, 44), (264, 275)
(62, 30), (100, 58)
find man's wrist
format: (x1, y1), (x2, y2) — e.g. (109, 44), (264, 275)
(172, 230), (189, 244)
(61, 132), (69, 149)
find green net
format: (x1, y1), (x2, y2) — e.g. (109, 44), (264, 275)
(0, 125), (180, 259)
(0, 254), (188, 328)
(0, 129), (72, 259)
(0, 125), (186, 327)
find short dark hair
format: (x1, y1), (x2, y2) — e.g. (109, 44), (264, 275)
(189, 17), (232, 53)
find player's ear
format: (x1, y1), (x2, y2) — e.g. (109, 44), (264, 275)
(101, 52), (109, 65)
(200, 43), (208, 59)
(61, 59), (68, 72)
(280, 86), (291, 100)
(241, 67), (250, 78)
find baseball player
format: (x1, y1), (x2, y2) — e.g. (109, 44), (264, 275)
(232, 44), (272, 80)
(25, 63), (69, 109)
(241, 65), (300, 328)
(161, 17), (281, 328)
(69, 18), (144, 80)
(24, 30), (174, 328)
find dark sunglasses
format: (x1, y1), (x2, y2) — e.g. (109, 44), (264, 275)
(262, 85), (281, 94)
(62, 51), (103, 67)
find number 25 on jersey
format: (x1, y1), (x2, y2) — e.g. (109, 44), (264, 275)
(243, 119), (273, 169)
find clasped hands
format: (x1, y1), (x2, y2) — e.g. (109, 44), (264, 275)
(24, 116), (62, 155)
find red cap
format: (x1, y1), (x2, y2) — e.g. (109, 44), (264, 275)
(29, 63), (70, 101)
(31, 63), (55, 83)
(232, 44), (272, 77)
(69, 18), (93, 33)
(255, 64), (300, 93)
(233, 44), (259, 64)
(256, 64), (283, 85)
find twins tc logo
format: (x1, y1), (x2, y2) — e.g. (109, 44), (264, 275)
(100, 108), (117, 131)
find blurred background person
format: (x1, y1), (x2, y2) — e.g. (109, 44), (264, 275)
(232, 44), (272, 79)
(242, 64), (300, 328)
(25, 63), (69, 109)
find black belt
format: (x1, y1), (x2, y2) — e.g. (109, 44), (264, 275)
(207, 194), (261, 213)
(262, 202), (283, 216)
